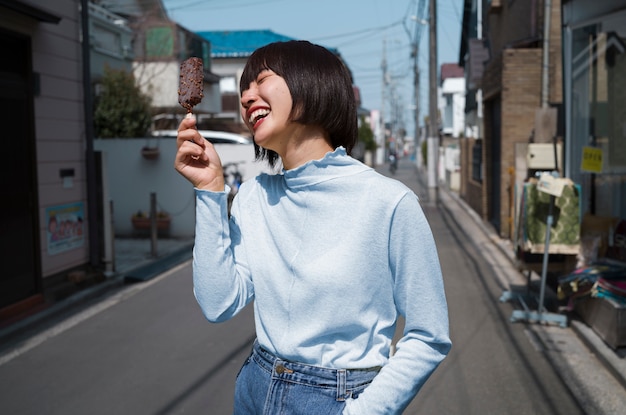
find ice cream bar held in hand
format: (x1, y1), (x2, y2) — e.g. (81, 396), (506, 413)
(178, 57), (204, 113)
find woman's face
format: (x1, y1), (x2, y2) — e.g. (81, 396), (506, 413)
(240, 69), (295, 154)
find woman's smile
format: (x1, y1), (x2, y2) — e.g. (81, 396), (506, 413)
(241, 70), (294, 152)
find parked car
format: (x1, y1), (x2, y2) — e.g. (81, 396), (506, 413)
(151, 128), (272, 184)
(151, 129), (252, 145)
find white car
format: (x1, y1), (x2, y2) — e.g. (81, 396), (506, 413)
(152, 129), (252, 145)
(152, 129), (273, 182)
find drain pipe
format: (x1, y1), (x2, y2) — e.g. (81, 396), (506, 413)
(541, 0), (552, 108)
(80, 0), (101, 267)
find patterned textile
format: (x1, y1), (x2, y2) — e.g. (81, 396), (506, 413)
(557, 260), (626, 310)
(518, 179), (581, 254)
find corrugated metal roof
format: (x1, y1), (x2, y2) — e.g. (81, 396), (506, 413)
(197, 30), (297, 58)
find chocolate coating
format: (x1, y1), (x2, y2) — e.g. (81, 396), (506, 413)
(178, 57), (204, 112)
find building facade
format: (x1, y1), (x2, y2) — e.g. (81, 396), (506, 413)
(439, 63), (466, 138)
(0, 0), (221, 323)
(459, 0), (563, 240)
(0, 0), (92, 318)
(562, 0), (626, 225)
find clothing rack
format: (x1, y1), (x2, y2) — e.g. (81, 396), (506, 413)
(500, 171), (569, 328)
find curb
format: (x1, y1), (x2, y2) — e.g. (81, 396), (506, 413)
(0, 242), (194, 349)
(0, 276), (124, 347)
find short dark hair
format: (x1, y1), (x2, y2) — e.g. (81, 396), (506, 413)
(240, 40), (358, 167)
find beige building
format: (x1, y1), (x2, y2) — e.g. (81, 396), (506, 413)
(460, 0), (563, 240)
(0, 0), (91, 318)
(0, 0), (220, 324)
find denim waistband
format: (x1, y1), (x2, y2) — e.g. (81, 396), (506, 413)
(251, 341), (380, 401)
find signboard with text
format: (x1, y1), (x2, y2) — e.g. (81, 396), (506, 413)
(581, 146), (603, 173)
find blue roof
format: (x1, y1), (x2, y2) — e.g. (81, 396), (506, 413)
(197, 30), (297, 58)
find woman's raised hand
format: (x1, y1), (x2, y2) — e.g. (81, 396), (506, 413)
(174, 115), (225, 192)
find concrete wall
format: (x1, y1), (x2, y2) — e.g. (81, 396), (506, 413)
(94, 138), (268, 237)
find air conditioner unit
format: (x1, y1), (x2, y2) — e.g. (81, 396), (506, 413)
(527, 143), (562, 170)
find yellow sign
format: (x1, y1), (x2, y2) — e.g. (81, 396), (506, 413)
(581, 146), (603, 173)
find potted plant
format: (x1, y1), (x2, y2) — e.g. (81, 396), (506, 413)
(131, 210), (171, 231)
(141, 146), (160, 160)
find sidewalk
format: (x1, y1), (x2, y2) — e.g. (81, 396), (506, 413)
(393, 159), (626, 413)
(112, 237), (195, 282)
(0, 236), (194, 348)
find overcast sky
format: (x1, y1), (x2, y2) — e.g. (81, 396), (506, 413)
(163, 0), (463, 134)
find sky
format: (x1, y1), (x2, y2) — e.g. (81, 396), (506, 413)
(162, 0), (464, 136)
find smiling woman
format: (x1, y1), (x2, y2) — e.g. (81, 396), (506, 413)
(173, 40), (450, 415)
(239, 41), (357, 168)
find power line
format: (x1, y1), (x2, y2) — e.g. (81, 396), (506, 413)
(311, 19), (404, 42)
(167, 0), (289, 12)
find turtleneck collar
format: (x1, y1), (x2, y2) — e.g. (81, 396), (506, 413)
(281, 147), (371, 189)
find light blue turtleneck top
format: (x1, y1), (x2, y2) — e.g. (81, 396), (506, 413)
(192, 147), (451, 414)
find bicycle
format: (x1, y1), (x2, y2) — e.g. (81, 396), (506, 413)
(388, 153), (398, 175)
(223, 162), (244, 214)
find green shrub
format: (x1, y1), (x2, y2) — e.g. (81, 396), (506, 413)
(358, 116), (377, 151)
(94, 67), (152, 138)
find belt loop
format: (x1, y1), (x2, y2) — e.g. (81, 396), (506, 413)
(336, 369), (347, 401)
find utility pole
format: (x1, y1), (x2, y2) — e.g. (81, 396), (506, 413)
(413, 44), (419, 163)
(409, 7), (428, 170)
(410, 19), (420, 167)
(380, 38), (388, 166)
(427, 0), (438, 203)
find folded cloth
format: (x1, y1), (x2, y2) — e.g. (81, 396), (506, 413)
(519, 179), (581, 254)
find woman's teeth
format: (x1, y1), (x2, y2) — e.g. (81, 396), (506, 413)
(249, 108), (270, 124)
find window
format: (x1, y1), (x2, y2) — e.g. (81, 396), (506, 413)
(472, 140), (483, 182)
(145, 26), (173, 59)
(569, 11), (626, 217)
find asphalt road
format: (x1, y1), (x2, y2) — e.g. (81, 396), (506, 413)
(0, 157), (585, 414)
(404, 201), (581, 414)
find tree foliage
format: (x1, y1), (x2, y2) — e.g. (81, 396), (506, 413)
(94, 67), (152, 138)
(358, 116), (377, 151)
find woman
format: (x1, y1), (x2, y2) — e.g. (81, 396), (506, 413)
(174, 40), (451, 414)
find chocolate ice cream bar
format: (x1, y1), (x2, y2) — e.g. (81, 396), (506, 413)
(178, 57), (204, 112)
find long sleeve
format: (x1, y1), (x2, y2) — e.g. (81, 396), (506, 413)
(192, 188), (254, 322)
(343, 194), (451, 414)
(190, 149), (450, 414)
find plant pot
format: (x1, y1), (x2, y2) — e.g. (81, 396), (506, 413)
(131, 216), (170, 230)
(141, 147), (160, 160)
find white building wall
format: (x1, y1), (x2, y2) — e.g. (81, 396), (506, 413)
(439, 77), (466, 137)
(94, 138), (270, 237)
(134, 61), (220, 114)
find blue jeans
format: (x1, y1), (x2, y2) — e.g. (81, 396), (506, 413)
(234, 341), (379, 415)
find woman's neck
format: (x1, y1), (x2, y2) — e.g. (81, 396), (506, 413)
(279, 125), (333, 170)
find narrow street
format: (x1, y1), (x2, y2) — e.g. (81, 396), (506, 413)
(0, 157), (600, 414)
(388, 158), (583, 414)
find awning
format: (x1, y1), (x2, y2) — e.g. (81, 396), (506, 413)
(0, 0), (61, 24)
